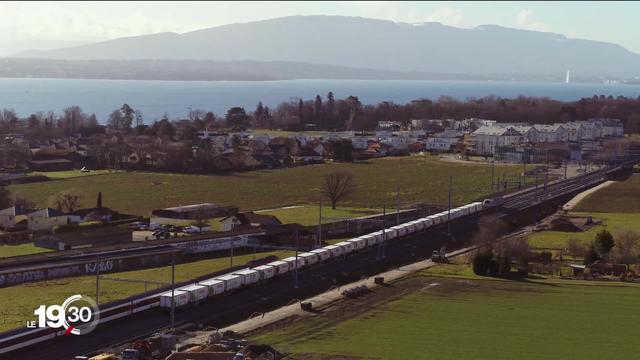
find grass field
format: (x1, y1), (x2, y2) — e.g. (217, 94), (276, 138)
(529, 174), (640, 251)
(0, 250), (293, 332)
(0, 243), (51, 258)
(253, 273), (640, 360)
(258, 206), (380, 225)
(28, 169), (120, 179)
(9, 156), (519, 216)
(528, 212), (640, 250)
(575, 174), (640, 213)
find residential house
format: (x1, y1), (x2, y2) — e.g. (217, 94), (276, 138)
(533, 124), (568, 142)
(27, 208), (82, 231)
(293, 147), (324, 164)
(562, 122), (585, 142)
(595, 118), (625, 137)
(425, 129), (465, 152)
(379, 134), (409, 150)
(509, 126), (540, 144)
(351, 134), (375, 150)
(220, 212), (282, 231)
(471, 126), (524, 155)
(0, 206), (35, 230)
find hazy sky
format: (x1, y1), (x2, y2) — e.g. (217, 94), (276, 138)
(1, 1), (638, 56)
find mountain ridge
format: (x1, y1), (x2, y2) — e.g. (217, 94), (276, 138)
(9, 15), (640, 80)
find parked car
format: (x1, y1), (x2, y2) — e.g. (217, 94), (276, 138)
(183, 226), (203, 234)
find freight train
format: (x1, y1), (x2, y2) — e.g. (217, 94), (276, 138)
(0, 202), (484, 356)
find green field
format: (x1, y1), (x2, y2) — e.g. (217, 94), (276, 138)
(258, 206), (380, 225)
(528, 212), (640, 250)
(9, 156), (519, 216)
(0, 250), (292, 332)
(0, 243), (51, 258)
(253, 273), (640, 360)
(529, 174), (640, 251)
(28, 169), (120, 179)
(575, 174), (640, 213)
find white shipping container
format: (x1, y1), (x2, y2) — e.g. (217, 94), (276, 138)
(299, 252), (319, 266)
(310, 248), (331, 261)
(198, 278), (226, 296)
(160, 290), (190, 308)
(253, 265), (276, 280)
(233, 269), (260, 285)
(413, 220), (423, 231)
(361, 233), (377, 246)
(214, 274), (242, 291)
(267, 260), (290, 275)
(347, 237), (366, 250)
(179, 284), (209, 302)
(385, 228), (398, 240)
(282, 256), (304, 271)
(335, 241), (355, 254)
(323, 245), (343, 258)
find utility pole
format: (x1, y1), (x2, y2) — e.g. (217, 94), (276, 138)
(229, 231), (234, 268)
(396, 183), (400, 226)
(95, 257), (100, 305)
(317, 199), (322, 248)
(170, 254), (175, 330)
(522, 157), (526, 186)
(377, 206), (387, 260)
(294, 230), (299, 289)
(491, 158), (495, 192)
(564, 160), (568, 180)
(447, 175), (452, 236)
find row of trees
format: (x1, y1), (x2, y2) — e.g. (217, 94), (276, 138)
(5, 93), (640, 141)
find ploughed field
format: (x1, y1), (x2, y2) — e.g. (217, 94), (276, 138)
(251, 267), (640, 360)
(9, 156), (519, 216)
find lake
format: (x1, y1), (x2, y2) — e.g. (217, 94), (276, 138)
(1, 78), (639, 123)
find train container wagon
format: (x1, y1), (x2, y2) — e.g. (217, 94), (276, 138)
(347, 237), (367, 250)
(267, 260), (290, 275)
(394, 225), (407, 237)
(214, 274), (242, 291)
(253, 265), (276, 281)
(299, 252), (319, 266)
(323, 245), (343, 258)
(233, 269), (260, 286)
(179, 284), (209, 303)
(335, 241), (355, 254)
(282, 256), (304, 271)
(411, 220), (425, 232)
(198, 278), (226, 296)
(385, 227), (399, 239)
(310, 248), (331, 261)
(360, 233), (377, 247)
(160, 290), (190, 309)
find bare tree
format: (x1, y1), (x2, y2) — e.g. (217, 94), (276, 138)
(611, 230), (640, 264)
(322, 171), (356, 209)
(472, 215), (509, 251)
(567, 238), (585, 259)
(48, 190), (84, 213)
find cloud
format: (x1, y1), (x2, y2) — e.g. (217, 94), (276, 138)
(516, 9), (551, 32)
(425, 7), (465, 27)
